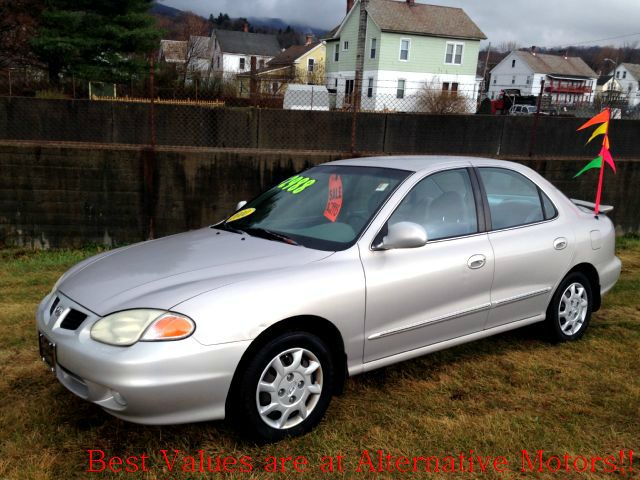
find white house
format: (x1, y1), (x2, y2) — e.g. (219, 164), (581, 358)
(211, 29), (282, 77)
(158, 29), (281, 82)
(609, 63), (640, 108)
(488, 50), (598, 106)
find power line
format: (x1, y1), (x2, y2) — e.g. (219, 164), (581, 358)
(544, 31), (640, 49)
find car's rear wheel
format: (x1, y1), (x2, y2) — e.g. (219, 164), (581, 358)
(231, 332), (334, 442)
(546, 272), (593, 342)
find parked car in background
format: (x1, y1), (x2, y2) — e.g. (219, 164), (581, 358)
(37, 156), (621, 442)
(509, 104), (538, 115)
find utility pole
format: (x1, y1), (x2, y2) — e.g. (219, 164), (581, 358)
(481, 42), (491, 99)
(351, 0), (369, 154)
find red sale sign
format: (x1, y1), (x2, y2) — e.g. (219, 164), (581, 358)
(324, 174), (343, 223)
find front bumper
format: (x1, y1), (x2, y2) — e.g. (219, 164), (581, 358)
(36, 292), (250, 425)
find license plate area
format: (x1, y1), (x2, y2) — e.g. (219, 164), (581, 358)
(38, 332), (56, 372)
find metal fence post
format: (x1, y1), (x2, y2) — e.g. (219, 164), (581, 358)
(529, 78), (545, 157)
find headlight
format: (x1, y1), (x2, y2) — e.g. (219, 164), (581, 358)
(90, 309), (195, 346)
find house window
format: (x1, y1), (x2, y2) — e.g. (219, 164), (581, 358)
(345, 79), (355, 103)
(512, 76), (516, 84)
(445, 42), (464, 65)
(512, 59), (516, 68)
(400, 39), (410, 61)
(334, 43), (339, 62)
(623, 71), (627, 79)
(370, 38), (377, 59)
(217, 57), (221, 69)
(367, 77), (374, 98)
(259, 59), (265, 69)
(343, 40), (349, 50)
(493, 78), (497, 84)
(308, 58), (315, 72)
(616, 71), (620, 78)
(526, 76), (532, 85)
(239, 57), (246, 70)
(443, 82), (458, 94)
(335, 78), (338, 88)
(397, 79), (405, 99)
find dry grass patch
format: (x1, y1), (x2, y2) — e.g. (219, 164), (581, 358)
(0, 241), (638, 479)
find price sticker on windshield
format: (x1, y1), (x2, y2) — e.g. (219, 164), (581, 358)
(323, 174), (343, 223)
(277, 175), (316, 194)
(227, 208), (256, 222)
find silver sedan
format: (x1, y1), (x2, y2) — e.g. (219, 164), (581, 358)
(36, 156), (621, 441)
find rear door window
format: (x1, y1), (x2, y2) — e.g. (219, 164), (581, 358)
(479, 168), (547, 230)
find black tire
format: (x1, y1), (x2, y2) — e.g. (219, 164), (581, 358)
(546, 272), (593, 342)
(229, 331), (334, 442)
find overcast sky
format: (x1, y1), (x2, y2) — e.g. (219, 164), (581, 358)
(159, 0), (640, 48)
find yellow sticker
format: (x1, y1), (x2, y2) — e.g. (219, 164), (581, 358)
(227, 208), (256, 222)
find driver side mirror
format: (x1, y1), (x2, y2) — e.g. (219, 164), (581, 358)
(236, 200), (247, 211)
(373, 222), (428, 251)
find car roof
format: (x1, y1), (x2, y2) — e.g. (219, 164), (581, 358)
(324, 155), (520, 173)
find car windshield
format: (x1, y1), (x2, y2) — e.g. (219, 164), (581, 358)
(215, 165), (411, 251)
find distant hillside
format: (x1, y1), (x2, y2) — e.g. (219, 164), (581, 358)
(248, 17), (327, 37)
(153, 4), (326, 49)
(151, 2), (182, 18)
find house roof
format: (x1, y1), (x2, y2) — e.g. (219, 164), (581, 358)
(597, 75), (613, 86)
(189, 36), (213, 59)
(268, 42), (323, 67)
(329, 0), (486, 41)
(159, 40), (187, 63)
(213, 29), (281, 57)
(367, 0), (486, 40)
(321, 26), (339, 41)
(236, 64), (292, 78)
(513, 51), (597, 78)
(621, 63), (640, 80)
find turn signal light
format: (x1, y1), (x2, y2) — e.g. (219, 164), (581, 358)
(141, 315), (195, 341)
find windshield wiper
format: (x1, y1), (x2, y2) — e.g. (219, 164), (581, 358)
(245, 228), (299, 246)
(216, 222), (247, 235)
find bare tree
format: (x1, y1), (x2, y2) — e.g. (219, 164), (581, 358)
(497, 41), (520, 54)
(294, 62), (325, 86)
(419, 79), (469, 114)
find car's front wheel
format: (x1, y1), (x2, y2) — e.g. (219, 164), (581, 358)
(230, 331), (334, 442)
(546, 272), (593, 341)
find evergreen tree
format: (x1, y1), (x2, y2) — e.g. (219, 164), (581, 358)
(32, 0), (161, 83)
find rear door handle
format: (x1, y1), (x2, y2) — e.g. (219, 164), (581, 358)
(467, 254), (486, 270)
(554, 237), (568, 250)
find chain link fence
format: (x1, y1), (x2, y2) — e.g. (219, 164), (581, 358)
(1, 67), (640, 157)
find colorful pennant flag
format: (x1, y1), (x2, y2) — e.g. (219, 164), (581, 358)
(574, 108), (616, 215)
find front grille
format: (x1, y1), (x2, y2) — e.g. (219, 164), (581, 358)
(60, 309), (88, 330)
(49, 296), (60, 316)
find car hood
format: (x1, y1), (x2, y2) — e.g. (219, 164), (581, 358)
(59, 227), (333, 316)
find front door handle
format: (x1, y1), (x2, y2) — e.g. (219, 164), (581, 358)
(467, 254), (486, 270)
(554, 237), (568, 250)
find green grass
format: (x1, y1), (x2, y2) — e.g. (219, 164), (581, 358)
(0, 241), (639, 479)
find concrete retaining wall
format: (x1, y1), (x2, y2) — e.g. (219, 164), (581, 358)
(0, 142), (637, 248)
